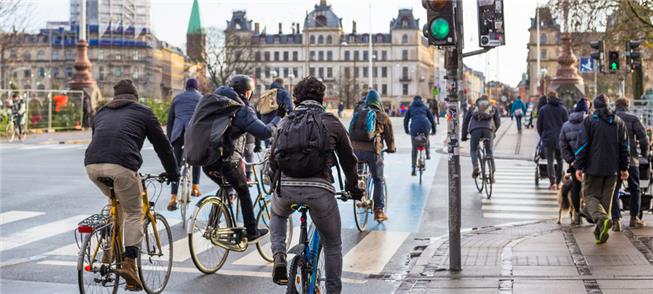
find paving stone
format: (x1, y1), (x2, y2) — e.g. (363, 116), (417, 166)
(512, 279), (586, 294)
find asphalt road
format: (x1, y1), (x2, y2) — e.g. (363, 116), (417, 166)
(0, 117), (550, 293)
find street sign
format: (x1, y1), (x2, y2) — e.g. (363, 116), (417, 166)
(477, 0), (505, 47)
(579, 57), (595, 73)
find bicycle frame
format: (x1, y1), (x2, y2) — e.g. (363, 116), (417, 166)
(288, 206), (321, 294)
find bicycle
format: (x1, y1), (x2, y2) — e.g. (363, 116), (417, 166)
(353, 153), (388, 232)
(415, 134), (428, 185)
(259, 149), (274, 195)
(5, 113), (25, 142)
(188, 158), (293, 274)
(178, 160), (192, 230)
(77, 173), (173, 294)
(287, 192), (349, 294)
(473, 138), (494, 199)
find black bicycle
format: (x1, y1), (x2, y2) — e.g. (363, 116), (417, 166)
(473, 138), (494, 199)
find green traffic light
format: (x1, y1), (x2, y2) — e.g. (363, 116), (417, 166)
(430, 18), (450, 40)
(611, 62), (618, 71)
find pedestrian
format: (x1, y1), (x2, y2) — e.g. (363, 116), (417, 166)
(404, 95), (437, 176)
(82, 93), (91, 129)
(510, 96), (527, 133)
(575, 94), (629, 244)
(166, 78), (203, 211)
(559, 98), (589, 225)
(337, 101), (344, 118)
(537, 91), (568, 191)
(461, 95), (501, 180)
(10, 93), (26, 137)
(429, 98), (441, 125)
(260, 78), (294, 124)
(611, 97), (649, 231)
(268, 76), (363, 293)
(350, 89), (396, 221)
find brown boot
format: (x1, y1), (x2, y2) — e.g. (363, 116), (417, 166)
(167, 194), (177, 211)
(191, 184), (201, 197)
(116, 257), (143, 291)
(374, 208), (388, 222)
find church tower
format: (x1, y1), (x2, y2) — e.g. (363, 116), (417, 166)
(186, 0), (206, 87)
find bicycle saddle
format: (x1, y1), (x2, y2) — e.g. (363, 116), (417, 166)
(97, 177), (114, 188)
(290, 203), (310, 211)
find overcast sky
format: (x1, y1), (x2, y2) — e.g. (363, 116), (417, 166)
(25, 0), (543, 86)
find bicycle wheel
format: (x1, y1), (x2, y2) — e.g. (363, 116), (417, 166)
(479, 150), (487, 194)
(260, 159), (274, 195)
(418, 151), (425, 185)
(189, 195), (232, 274)
(138, 214), (173, 294)
(6, 123), (15, 143)
(179, 164), (191, 230)
(256, 199), (293, 262)
(287, 255), (307, 294)
(314, 245), (326, 294)
(484, 159), (493, 200)
(77, 227), (120, 294)
(353, 181), (370, 232)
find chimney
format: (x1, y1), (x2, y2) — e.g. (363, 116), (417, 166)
(255, 22), (260, 34)
(291, 23), (295, 34)
(352, 20), (357, 34)
(279, 23), (283, 34)
(296, 23), (300, 34)
(320, 0), (326, 6)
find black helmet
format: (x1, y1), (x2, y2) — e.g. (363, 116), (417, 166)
(229, 75), (255, 95)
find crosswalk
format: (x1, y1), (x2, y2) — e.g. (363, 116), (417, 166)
(480, 160), (559, 220)
(0, 143), (155, 151)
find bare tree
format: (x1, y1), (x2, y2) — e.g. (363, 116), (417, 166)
(337, 73), (364, 109)
(204, 27), (260, 88)
(547, 0), (653, 36)
(0, 0), (30, 89)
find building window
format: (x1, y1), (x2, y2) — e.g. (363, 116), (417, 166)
(292, 51), (298, 61)
(293, 67), (298, 77)
(24, 69), (30, 78)
(373, 50), (377, 60)
(326, 35), (333, 44)
(283, 67), (289, 77)
(132, 70), (139, 80)
(402, 50), (408, 60)
(318, 51), (324, 61)
(402, 34), (408, 44)
(354, 67), (359, 77)
(373, 84), (378, 91)
(540, 49), (547, 59)
(382, 84), (387, 95)
(310, 35), (315, 44)
(115, 54), (121, 60)
(402, 66), (408, 79)
(264, 52), (270, 61)
(316, 15), (327, 27)
(402, 84), (408, 95)
(309, 67), (315, 76)
(354, 51), (359, 61)
(283, 51), (289, 61)
(38, 67), (45, 77)
(37, 50), (45, 60)
(318, 67), (324, 78)
(344, 50), (350, 61)
(274, 51), (279, 61)
(265, 67), (270, 78)
(376, 34), (383, 43)
(115, 67), (122, 77)
(344, 67), (351, 78)
(540, 33), (547, 44)
(373, 66), (377, 78)
(327, 51), (332, 61)
(310, 51), (316, 61)
(327, 67), (333, 78)
(52, 67), (60, 78)
(363, 67), (368, 78)
(255, 52), (261, 61)
(23, 51), (31, 61)
(256, 68), (262, 78)
(52, 51), (60, 60)
(381, 67), (387, 77)
(65, 67), (73, 78)
(382, 50), (387, 60)
(318, 35), (324, 44)
(363, 51), (369, 61)
(133, 50), (139, 60)
(10, 49), (17, 58)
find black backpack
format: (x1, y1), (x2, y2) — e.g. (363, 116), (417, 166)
(273, 104), (331, 178)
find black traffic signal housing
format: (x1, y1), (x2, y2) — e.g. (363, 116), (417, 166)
(422, 0), (457, 46)
(589, 40), (605, 73)
(626, 40), (641, 71)
(477, 0), (505, 47)
(608, 51), (619, 73)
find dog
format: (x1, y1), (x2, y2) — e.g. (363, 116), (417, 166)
(557, 173), (584, 224)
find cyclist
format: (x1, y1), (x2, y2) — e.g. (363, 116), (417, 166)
(349, 89), (396, 221)
(84, 79), (179, 291)
(404, 95), (437, 176)
(202, 75), (286, 243)
(10, 93), (25, 136)
(166, 78), (203, 211)
(268, 77), (363, 293)
(461, 95), (501, 181)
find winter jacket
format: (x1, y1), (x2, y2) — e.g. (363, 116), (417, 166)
(536, 100), (568, 150)
(511, 98), (527, 117)
(404, 98), (436, 136)
(351, 105), (396, 155)
(85, 95), (179, 177)
(574, 109), (629, 176)
(261, 82), (294, 123)
(166, 89), (201, 144)
(559, 111), (585, 164)
(461, 98), (501, 137)
(615, 106), (649, 166)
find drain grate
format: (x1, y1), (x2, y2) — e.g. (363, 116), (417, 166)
(561, 227), (602, 293)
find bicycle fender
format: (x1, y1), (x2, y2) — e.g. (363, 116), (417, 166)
(195, 194), (222, 207)
(287, 243), (304, 255)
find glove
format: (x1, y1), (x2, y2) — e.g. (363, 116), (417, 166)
(254, 144), (262, 153)
(276, 104), (287, 118)
(386, 148), (396, 154)
(461, 136), (468, 142)
(348, 186), (365, 201)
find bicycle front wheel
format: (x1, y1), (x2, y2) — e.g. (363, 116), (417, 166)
(77, 227), (120, 294)
(256, 199), (293, 262)
(6, 123), (15, 143)
(179, 165), (192, 230)
(260, 160), (274, 195)
(484, 159), (494, 199)
(138, 214), (173, 294)
(189, 196), (232, 274)
(287, 255), (307, 294)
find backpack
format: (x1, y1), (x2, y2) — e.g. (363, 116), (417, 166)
(256, 88), (278, 115)
(183, 94), (242, 166)
(273, 104), (331, 178)
(348, 108), (377, 142)
(472, 100), (495, 121)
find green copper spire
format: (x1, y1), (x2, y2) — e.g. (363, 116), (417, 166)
(187, 0), (204, 35)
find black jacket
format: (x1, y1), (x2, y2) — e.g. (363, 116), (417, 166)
(615, 106), (649, 165)
(85, 97), (179, 177)
(574, 109), (629, 176)
(537, 100), (568, 150)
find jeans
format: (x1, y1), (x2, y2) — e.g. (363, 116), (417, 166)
(203, 161), (257, 234)
(568, 166), (582, 213)
(584, 175), (618, 223)
(611, 165), (641, 220)
(545, 147), (563, 185)
(411, 134), (430, 168)
(170, 139), (200, 195)
(515, 115), (523, 130)
(470, 129), (495, 172)
(15, 114), (23, 134)
(270, 186), (342, 294)
(244, 143), (255, 178)
(354, 150), (385, 209)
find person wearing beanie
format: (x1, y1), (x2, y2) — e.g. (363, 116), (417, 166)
(349, 89), (396, 221)
(575, 94), (629, 244)
(559, 97), (589, 225)
(575, 97), (589, 113)
(166, 78), (203, 211)
(84, 79), (179, 290)
(404, 95), (437, 176)
(537, 91), (568, 191)
(461, 95), (501, 181)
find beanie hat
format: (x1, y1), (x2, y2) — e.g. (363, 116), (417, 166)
(185, 78), (198, 90)
(593, 94), (607, 109)
(113, 79), (138, 98)
(365, 90), (382, 110)
(574, 98), (588, 113)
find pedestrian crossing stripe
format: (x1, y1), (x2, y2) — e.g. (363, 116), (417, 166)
(482, 212), (555, 220)
(0, 211), (45, 226)
(0, 215), (87, 253)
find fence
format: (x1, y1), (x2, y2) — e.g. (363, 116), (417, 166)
(0, 89), (85, 132)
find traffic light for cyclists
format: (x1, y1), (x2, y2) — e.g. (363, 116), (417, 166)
(422, 0), (457, 46)
(608, 51), (619, 73)
(626, 40), (641, 71)
(590, 40), (605, 73)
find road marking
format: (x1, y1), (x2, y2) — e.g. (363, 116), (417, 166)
(0, 215), (86, 252)
(482, 199), (557, 206)
(481, 205), (558, 212)
(0, 211), (45, 226)
(482, 212), (555, 220)
(232, 227), (301, 266)
(489, 194), (556, 200)
(342, 231), (409, 274)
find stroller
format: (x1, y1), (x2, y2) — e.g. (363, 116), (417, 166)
(616, 157), (653, 217)
(523, 103), (534, 129)
(533, 140), (557, 186)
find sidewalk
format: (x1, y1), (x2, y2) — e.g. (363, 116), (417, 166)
(2, 129), (91, 145)
(398, 215), (653, 293)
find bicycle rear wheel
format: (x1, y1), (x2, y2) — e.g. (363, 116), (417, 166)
(138, 214), (173, 294)
(189, 195), (232, 274)
(256, 199), (293, 262)
(179, 164), (192, 230)
(260, 159), (274, 195)
(479, 150), (487, 194)
(77, 227), (120, 294)
(287, 255), (307, 294)
(484, 159), (494, 199)
(314, 245), (326, 294)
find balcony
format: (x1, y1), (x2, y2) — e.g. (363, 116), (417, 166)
(400, 75), (412, 82)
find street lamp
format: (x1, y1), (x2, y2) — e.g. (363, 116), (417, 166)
(288, 73), (295, 97)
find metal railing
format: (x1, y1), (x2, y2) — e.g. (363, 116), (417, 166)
(1, 89), (85, 132)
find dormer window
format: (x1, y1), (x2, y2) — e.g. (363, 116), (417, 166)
(316, 15), (327, 27)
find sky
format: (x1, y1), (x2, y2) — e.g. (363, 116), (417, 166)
(24, 0), (542, 87)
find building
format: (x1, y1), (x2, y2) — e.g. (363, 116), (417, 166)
(70, 0), (151, 40)
(223, 0), (446, 109)
(463, 64), (485, 101)
(186, 0), (206, 88)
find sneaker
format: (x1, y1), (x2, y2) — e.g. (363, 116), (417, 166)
(612, 219), (622, 232)
(572, 212), (582, 226)
(472, 168), (480, 179)
(246, 228), (269, 244)
(594, 219), (612, 244)
(272, 253), (288, 285)
(629, 216), (646, 228)
(374, 208), (389, 222)
(167, 195), (178, 211)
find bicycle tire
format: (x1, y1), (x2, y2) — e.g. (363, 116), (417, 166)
(179, 164), (191, 230)
(484, 159), (493, 199)
(534, 168), (540, 186)
(314, 245), (326, 294)
(286, 255), (307, 294)
(260, 160), (274, 195)
(353, 191), (370, 232)
(77, 227), (120, 294)
(479, 149), (487, 194)
(138, 214), (173, 294)
(188, 195), (232, 274)
(256, 199), (293, 262)
(6, 123), (15, 143)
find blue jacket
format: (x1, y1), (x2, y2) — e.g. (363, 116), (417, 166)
(167, 89), (201, 144)
(404, 98), (436, 136)
(511, 98), (527, 117)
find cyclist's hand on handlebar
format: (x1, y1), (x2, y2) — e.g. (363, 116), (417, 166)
(347, 186), (365, 201)
(276, 104), (288, 118)
(160, 172), (179, 184)
(254, 144), (262, 153)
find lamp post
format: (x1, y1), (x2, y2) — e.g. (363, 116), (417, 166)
(288, 73), (295, 97)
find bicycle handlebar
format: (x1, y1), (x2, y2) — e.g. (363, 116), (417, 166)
(139, 173), (167, 183)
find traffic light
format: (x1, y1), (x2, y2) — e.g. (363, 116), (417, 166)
(477, 0), (505, 47)
(608, 51), (619, 73)
(422, 0), (457, 46)
(626, 40), (641, 70)
(589, 40), (605, 73)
